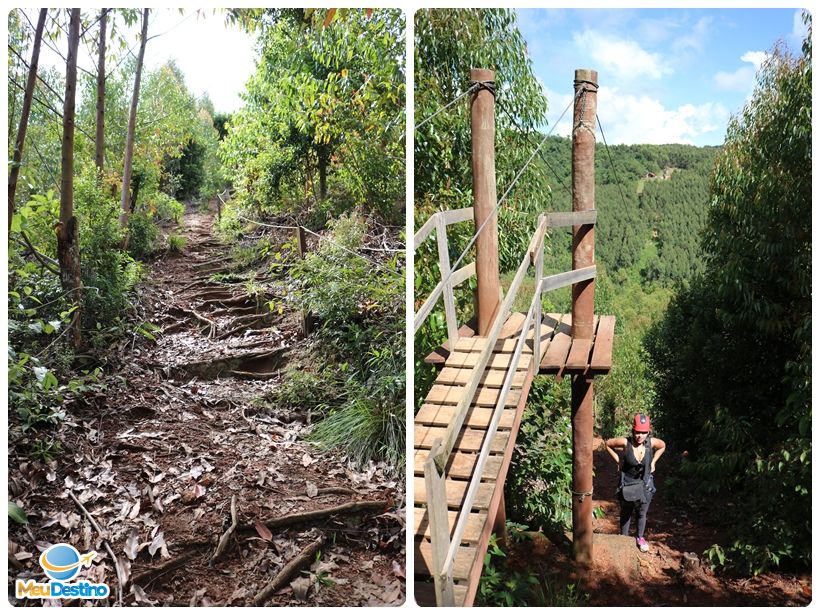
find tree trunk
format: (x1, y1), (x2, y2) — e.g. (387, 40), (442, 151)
(317, 146), (329, 201)
(119, 8), (149, 243)
(56, 8), (83, 350)
(8, 8), (47, 230)
(95, 8), (107, 172)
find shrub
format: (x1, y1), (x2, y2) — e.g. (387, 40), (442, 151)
(127, 211), (159, 259)
(506, 377), (573, 534)
(167, 234), (187, 252)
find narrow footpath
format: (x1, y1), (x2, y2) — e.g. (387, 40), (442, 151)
(8, 202), (404, 607)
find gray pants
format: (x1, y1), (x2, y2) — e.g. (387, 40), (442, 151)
(619, 494), (653, 538)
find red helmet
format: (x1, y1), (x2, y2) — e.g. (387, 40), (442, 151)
(632, 413), (651, 433)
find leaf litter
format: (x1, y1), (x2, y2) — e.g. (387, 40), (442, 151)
(7, 207), (404, 607)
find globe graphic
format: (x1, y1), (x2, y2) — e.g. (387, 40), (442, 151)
(42, 544), (81, 581)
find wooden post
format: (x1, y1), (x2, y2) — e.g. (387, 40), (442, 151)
(570, 68), (597, 565)
(470, 68), (501, 336)
(425, 440), (455, 606)
(296, 227), (313, 337)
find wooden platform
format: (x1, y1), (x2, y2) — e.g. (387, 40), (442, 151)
(414, 312), (614, 606)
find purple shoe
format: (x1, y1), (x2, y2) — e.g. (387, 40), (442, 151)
(637, 537), (649, 552)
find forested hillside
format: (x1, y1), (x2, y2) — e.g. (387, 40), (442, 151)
(9, 8), (405, 606)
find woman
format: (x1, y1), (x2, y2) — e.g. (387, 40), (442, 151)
(605, 413), (666, 552)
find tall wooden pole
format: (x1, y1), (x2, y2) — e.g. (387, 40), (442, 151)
(570, 68), (597, 565)
(469, 68), (500, 336)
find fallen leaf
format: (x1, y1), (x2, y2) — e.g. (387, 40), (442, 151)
(131, 583), (157, 606)
(124, 529), (140, 560)
(391, 559), (405, 578)
(149, 472), (165, 484)
(148, 531), (166, 557)
(190, 465), (203, 480)
(129, 499), (141, 519)
(291, 576), (311, 600)
(115, 556), (132, 589)
(306, 482), (318, 498)
(254, 521), (273, 542)
(301, 453), (314, 467)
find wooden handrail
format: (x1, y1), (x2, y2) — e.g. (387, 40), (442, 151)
(432, 215), (549, 471)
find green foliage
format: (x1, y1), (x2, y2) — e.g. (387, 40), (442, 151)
(646, 18), (811, 575)
(221, 10), (405, 224)
(290, 214), (405, 470)
(477, 523), (590, 607)
(127, 211), (158, 258)
(8, 502), (28, 525)
(167, 234), (187, 252)
(506, 377), (574, 534)
(150, 192), (185, 223)
(478, 531), (542, 607)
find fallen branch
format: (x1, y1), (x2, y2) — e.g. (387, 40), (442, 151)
(253, 534), (325, 605)
(211, 495), (238, 563)
(68, 491), (123, 606)
(238, 500), (389, 534)
(129, 543), (209, 587)
(192, 255), (233, 270)
(230, 369), (279, 380)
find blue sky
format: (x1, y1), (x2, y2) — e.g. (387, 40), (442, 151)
(516, 8), (809, 146)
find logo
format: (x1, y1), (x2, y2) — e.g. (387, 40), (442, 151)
(15, 543), (109, 600)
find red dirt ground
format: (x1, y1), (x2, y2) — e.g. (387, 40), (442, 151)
(504, 437), (811, 606)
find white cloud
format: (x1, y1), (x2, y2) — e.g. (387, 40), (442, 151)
(546, 85), (728, 145)
(672, 16), (712, 55)
(572, 29), (671, 81)
(714, 51), (767, 92)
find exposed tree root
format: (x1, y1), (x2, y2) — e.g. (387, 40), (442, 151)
(211, 495), (238, 564)
(169, 305), (216, 338)
(209, 305), (259, 318)
(253, 534), (325, 605)
(238, 500), (390, 534)
(174, 346), (287, 379)
(214, 314), (275, 340)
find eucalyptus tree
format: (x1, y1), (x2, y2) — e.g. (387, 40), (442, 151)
(8, 9), (47, 230)
(56, 8), (83, 349)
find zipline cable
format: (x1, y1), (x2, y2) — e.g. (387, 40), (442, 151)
(413, 83), (478, 131)
(596, 114), (632, 217)
(497, 100), (573, 201)
(423, 88), (581, 306)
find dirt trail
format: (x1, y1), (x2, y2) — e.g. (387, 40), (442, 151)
(8, 203), (405, 607)
(506, 437), (810, 606)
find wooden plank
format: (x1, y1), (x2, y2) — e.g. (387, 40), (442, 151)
(426, 384), (521, 408)
(415, 404), (516, 430)
(541, 265), (596, 293)
(413, 507), (488, 543)
(413, 477), (494, 509)
(413, 450), (504, 480)
(424, 321), (476, 365)
(565, 339), (592, 370)
(440, 207), (474, 226)
(540, 314), (572, 371)
(416, 541), (476, 580)
(451, 262), (476, 288)
(415, 425), (509, 453)
(423, 439), (453, 606)
(590, 314), (616, 372)
(435, 367), (526, 388)
(545, 210), (597, 227)
(444, 351), (531, 370)
(413, 212), (439, 251)
(436, 214), (459, 349)
(461, 348), (537, 607)
(565, 316), (597, 370)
